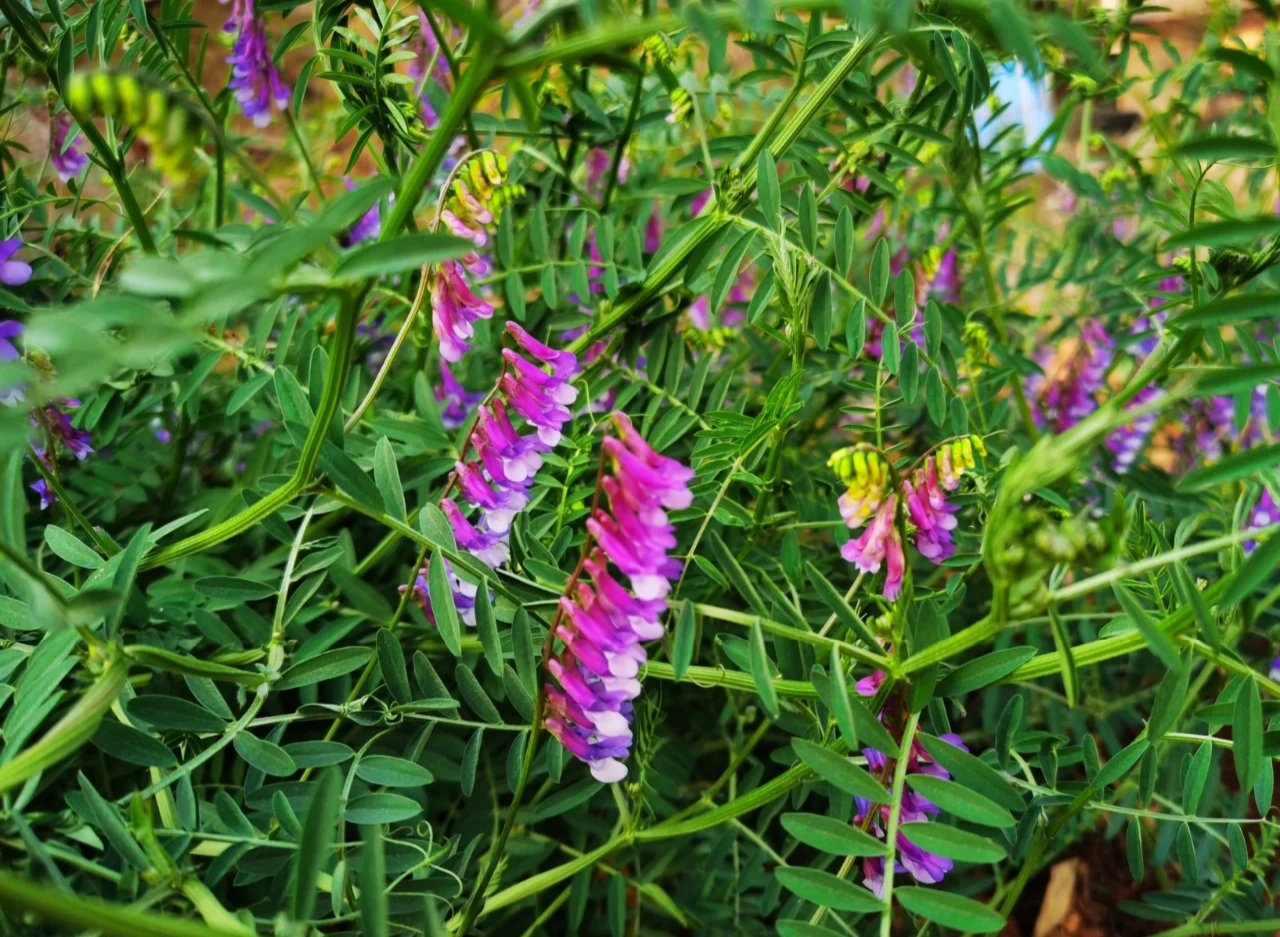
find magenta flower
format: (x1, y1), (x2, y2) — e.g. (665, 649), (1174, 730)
(50, 113), (88, 183)
(547, 413), (692, 782)
(439, 327), (579, 608)
(840, 495), (905, 601)
(902, 460), (959, 562)
(0, 239), (32, 287)
(585, 147), (626, 197)
(432, 260), (494, 363)
(645, 209), (663, 253)
(225, 0), (290, 127)
(851, 723), (969, 896)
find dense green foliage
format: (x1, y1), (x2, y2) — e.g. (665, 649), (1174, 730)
(0, 0), (1279, 935)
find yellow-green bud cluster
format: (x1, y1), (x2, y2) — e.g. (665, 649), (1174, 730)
(667, 87), (692, 124)
(66, 71), (200, 183)
(962, 321), (991, 369)
(642, 33), (676, 67)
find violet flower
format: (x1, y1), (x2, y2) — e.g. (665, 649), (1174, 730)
(409, 11), (451, 128)
(851, 670), (968, 895)
(436, 361), (483, 429)
(33, 401), (93, 461)
(1245, 487), (1277, 554)
(342, 178), (388, 246)
(1025, 319), (1112, 433)
(1106, 385), (1162, 474)
(547, 412), (693, 782)
(400, 558), (478, 626)
(50, 113), (88, 183)
(434, 323), (580, 587)
(225, 0), (290, 128)
(0, 239), (32, 287)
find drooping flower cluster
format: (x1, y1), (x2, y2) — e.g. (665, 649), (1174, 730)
(1024, 319), (1113, 433)
(830, 439), (983, 600)
(853, 670), (967, 896)
(403, 325), (578, 625)
(443, 323), (579, 570)
(546, 412), (694, 782)
(431, 154), (518, 362)
(49, 113), (88, 183)
(224, 0), (290, 128)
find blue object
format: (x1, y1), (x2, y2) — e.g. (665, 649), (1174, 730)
(976, 62), (1055, 161)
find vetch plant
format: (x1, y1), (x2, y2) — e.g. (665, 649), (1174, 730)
(0, 1), (1278, 936)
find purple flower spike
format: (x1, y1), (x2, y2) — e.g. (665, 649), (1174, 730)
(0, 240), (32, 287)
(226, 0), (290, 127)
(546, 414), (692, 782)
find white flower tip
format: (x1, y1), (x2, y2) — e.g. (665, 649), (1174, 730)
(590, 759), (628, 783)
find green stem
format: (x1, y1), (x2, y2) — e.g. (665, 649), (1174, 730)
(456, 725), (541, 933)
(878, 710), (921, 937)
(0, 871), (245, 937)
(143, 296), (359, 569)
(26, 444), (116, 556)
(0, 0), (159, 254)
(383, 47), (498, 240)
(0, 655), (128, 796)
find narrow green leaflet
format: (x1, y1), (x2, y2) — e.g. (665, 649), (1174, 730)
(44, 525), (103, 569)
(748, 619), (779, 718)
(899, 822), (1007, 863)
(1112, 582), (1181, 672)
(372, 437), (406, 522)
(937, 647), (1038, 697)
(792, 739), (890, 804)
(905, 776), (1016, 828)
(671, 599), (697, 681)
(779, 812), (890, 857)
(334, 232), (472, 279)
(894, 887), (1006, 933)
(233, 733), (296, 777)
(1233, 678), (1263, 792)
(428, 551), (462, 656)
(293, 766), (341, 922)
(774, 867), (881, 913)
